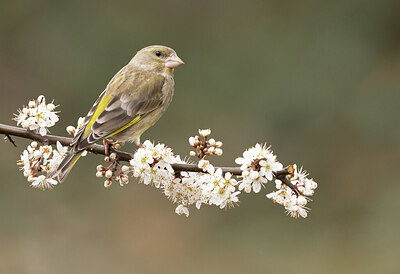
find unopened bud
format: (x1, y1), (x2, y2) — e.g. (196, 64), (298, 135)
(96, 171), (104, 178)
(105, 170), (113, 178)
(104, 156), (110, 162)
(96, 165), (104, 171)
(110, 153), (117, 161)
(215, 148), (223, 156)
(66, 126), (75, 135)
(121, 165), (130, 173)
(104, 179), (112, 188)
(189, 151), (196, 157)
(216, 141), (223, 147)
(28, 101), (36, 108)
(31, 141), (38, 148)
(189, 137), (196, 146)
(208, 138), (216, 146)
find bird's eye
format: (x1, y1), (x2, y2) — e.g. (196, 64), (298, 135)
(155, 51), (161, 57)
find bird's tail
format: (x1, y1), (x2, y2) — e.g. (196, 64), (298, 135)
(48, 150), (84, 183)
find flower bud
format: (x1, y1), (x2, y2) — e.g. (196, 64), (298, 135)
(208, 138), (216, 146)
(216, 141), (223, 147)
(31, 141), (38, 148)
(105, 170), (113, 178)
(189, 151), (196, 157)
(189, 137), (196, 146)
(104, 156), (110, 162)
(66, 126), (75, 135)
(28, 101), (36, 108)
(104, 179), (112, 188)
(215, 148), (223, 156)
(110, 153), (117, 161)
(121, 165), (130, 173)
(96, 165), (104, 171)
(96, 171), (104, 178)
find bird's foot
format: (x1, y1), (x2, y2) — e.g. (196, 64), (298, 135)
(103, 139), (114, 156)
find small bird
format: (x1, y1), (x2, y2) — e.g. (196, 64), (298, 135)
(50, 45), (184, 182)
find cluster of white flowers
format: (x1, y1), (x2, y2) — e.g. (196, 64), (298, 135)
(13, 95), (59, 136)
(13, 97), (89, 188)
(235, 143), (283, 193)
(189, 129), (223, 158)
(17, 141), (68, 190)
(125, 140), (239, 216)
(266, 165), (318, 218)
(129, 140), (176, 187)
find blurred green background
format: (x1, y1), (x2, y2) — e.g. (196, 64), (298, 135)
(1, 0), (399, 273)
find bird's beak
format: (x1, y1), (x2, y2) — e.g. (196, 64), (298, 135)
(165, 54), (184, 68)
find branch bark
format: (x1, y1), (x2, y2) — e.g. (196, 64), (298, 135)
(0, 123), (300, 193)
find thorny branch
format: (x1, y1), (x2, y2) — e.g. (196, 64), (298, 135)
(0, 123), (300, 193)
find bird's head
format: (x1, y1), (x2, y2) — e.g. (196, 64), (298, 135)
(130, 45), (184, 73)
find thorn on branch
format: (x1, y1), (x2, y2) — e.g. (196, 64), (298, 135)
(5, 134), (17, 147)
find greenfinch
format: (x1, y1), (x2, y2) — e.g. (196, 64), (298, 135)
(50, 45), (184, 182)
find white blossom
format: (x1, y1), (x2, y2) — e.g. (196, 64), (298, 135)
(175, 204), (189, 217)
(199, 128), (211, 137)
(198, 159), (215, 174)
(266, 165), (317, 218)
(17, 141), (69, 190)
(235, 143), (283, 193)
(13, 95), (59, 136)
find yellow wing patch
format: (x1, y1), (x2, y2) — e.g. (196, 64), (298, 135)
(106, 115), (141, 137)
(83, 94), (113, 137)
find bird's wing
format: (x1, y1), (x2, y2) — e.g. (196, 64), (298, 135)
(71, 69), (165, 151)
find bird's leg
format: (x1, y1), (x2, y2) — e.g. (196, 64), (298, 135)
(103, 139), (114, 156)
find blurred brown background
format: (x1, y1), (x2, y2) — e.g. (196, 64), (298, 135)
(1, 0), (399, 273)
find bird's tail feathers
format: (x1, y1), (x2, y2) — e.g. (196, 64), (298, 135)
(48, 150), (84, 183)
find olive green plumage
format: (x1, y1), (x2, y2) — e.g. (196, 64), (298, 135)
(50, 45), (184, 182)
